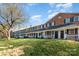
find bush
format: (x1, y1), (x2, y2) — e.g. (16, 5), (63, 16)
(57, 51), (69, 56)
(23, 39), (79, 56)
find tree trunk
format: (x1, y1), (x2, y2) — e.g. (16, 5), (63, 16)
(7, 30), (11, 40)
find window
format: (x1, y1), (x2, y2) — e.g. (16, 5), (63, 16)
(52, 31), (54, 35)
(52, 22), (54, 26)
(49, 23), (52, 26)
(74, 16), (79, 21)
(69, 29), (74, 34)
(47, 23), (53, 27)
(74, 16), (78, 21)
(46, 31), (51, 35)
(75, 28), (78, 34)
(70, 17), (74, 22)
(67, 29), (77, 35)
(47, 23), (50, 27)
(44, 25), (46, 28)
(64, 18), (70, 23)
(42, 25), (44, 28)
(41, 25), (42, 28)
(67, 29), (69, 34)
(64, 16), (79, 24)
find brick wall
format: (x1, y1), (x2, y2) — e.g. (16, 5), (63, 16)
(46, 13), (79, 25)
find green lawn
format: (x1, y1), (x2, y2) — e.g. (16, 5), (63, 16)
(0, 38), (79, 56)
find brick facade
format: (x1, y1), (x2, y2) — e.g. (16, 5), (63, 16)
(46, 13), (79, 26)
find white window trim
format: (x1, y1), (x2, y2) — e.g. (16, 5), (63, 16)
(52, 22), (54, 26)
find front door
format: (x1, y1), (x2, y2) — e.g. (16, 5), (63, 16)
(55, 31), (58, 39)
(60, 31), (64, 39)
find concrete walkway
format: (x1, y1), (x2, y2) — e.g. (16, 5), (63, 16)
(0, 46), (24, 56)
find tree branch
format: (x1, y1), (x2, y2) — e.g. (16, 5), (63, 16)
(0, 20), (5, 29)
(0, 15), (11, 26)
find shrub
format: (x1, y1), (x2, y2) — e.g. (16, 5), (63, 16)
(23, 39), (79, 56)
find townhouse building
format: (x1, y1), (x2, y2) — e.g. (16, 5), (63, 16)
(13, 13), (79, 40)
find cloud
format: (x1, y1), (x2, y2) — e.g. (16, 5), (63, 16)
(29, 15), (43, 26)
(49, 3), (56, 8)
(27, 3), (36, 6)
(30, 15), (42, 20)
(48, 3), (72, 13)
(47, 3), (73, 20)
(48, 10), (52, 13)
(48, 12), (59, 19)
(56, 3), (72, 9)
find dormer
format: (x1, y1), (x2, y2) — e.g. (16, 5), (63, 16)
(47, 22), (54, 27)
(64, 16), (79, 24)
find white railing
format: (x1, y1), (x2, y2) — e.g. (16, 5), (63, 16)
(35, 35), (55, 39)
(44, 35), (55, 39)
(66, 34), (79, 40)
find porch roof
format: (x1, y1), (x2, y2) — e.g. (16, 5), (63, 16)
(26, 23), (79, 33)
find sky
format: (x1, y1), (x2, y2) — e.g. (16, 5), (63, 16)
(12, 3), (79, 30)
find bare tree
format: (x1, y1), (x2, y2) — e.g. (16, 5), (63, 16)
(0, 3), (25, 40)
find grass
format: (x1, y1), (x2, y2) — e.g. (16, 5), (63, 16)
(0, 38), (79, 56)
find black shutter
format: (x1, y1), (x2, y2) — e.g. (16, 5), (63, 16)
(70, 17), (74, 22)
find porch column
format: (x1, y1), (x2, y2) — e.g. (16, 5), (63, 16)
(53, 31), (55, 39)
(32, 33), (33, 38)
(38, 33), (39, 38)
(58, 31), (60, 39)
(34, 33), (35, 38)
(64, 30), (67, 39)
(43, 32), (46, 38)
(50, 31), (52, 38)
(78, 28), (79, 39)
